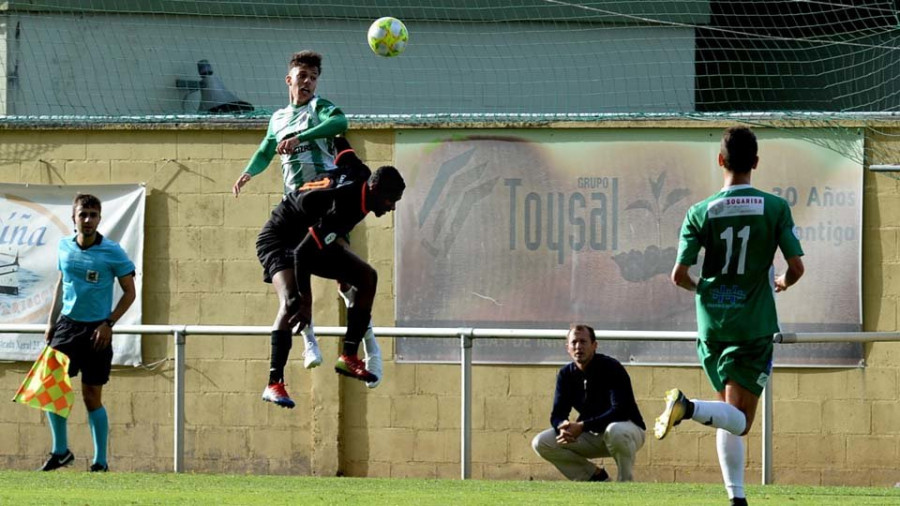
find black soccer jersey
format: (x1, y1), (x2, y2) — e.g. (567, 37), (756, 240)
(261, 153), (372, 254)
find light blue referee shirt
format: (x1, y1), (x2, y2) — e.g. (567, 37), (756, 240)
(57, 234), (135, 322)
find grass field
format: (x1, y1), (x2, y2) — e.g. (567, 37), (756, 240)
(1, 471), (898, 505)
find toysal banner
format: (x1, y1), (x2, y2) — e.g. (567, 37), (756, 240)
(394, 128), (862, 367)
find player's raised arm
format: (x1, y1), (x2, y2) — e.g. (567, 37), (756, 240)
(276, 103), (347, 155)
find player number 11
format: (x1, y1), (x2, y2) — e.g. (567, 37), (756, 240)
(720, 226), (750, 275)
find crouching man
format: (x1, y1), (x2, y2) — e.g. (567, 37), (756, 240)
(532, 324), (646, 482)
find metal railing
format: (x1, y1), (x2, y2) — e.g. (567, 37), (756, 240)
(6, 324), (894, 482)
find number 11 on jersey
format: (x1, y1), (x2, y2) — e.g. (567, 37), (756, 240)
(720, 226), (750, 275)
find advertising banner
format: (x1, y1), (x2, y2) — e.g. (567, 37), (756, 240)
(395, 129), (862, 366)
(0, 184), (145, 365)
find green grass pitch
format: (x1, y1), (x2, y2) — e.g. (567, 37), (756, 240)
(2, 471), (899, 505)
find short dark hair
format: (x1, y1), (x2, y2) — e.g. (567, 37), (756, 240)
(369, 165), (405, 200)
(73, 193), (101, 213)
(289, 50), (322, 74)
(720, 126), (758, 174)
(568, 324), (596, 342)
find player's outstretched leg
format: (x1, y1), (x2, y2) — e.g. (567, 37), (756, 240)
(339, 283), (382, 388)
(654, 388), (692, 440)
(294, 319), (322, 369)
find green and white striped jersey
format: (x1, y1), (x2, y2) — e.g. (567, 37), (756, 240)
(243, 96), (346, 194)
(676, 184), (804, 342)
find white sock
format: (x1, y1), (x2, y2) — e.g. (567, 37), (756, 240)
(339, 285), (357, 309)
(302, 319), (317, 346)
(362, 324), (378, 355)
(717, 429), (745, 499)
(690, 400), (746, 435)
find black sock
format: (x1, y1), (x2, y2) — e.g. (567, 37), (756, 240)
(269, 330), (292, 384)
(342, 309), (370, 356)
(684, 400), (695, 419)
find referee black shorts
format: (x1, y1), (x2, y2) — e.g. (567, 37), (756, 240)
(49, 315), (114, 386)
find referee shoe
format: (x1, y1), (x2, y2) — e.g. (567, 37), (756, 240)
(39, 449), (74, 471)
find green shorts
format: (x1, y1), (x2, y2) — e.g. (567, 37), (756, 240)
(697, 335), (773, 397)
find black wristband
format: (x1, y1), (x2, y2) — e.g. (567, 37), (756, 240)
(104, 319), (115, 328)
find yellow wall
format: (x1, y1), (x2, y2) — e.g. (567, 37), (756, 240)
(0, 125), (897, 486)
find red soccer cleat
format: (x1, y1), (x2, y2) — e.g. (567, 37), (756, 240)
(334, 354), (378, 383)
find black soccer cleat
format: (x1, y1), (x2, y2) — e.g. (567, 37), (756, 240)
(589, 467), (610, 482)
(39, 449), (74, 471)
(89, 462), (109, 472)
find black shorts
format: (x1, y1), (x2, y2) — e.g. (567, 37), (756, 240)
(256, 219), (301, 284)
(49, 315), (113, 386)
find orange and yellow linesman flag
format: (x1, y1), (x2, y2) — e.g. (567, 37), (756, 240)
(12, 346), (74, 418)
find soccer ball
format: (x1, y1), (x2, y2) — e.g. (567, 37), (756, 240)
(367, 17), (408, 57)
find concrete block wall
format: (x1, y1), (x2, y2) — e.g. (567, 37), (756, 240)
(0, 127), (349, 474)
(0, 124), (897, 486)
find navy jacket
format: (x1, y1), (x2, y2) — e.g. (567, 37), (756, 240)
(550, 353), (646, 434)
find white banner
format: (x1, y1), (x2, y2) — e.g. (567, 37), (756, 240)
(0, 184), (144, 365)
